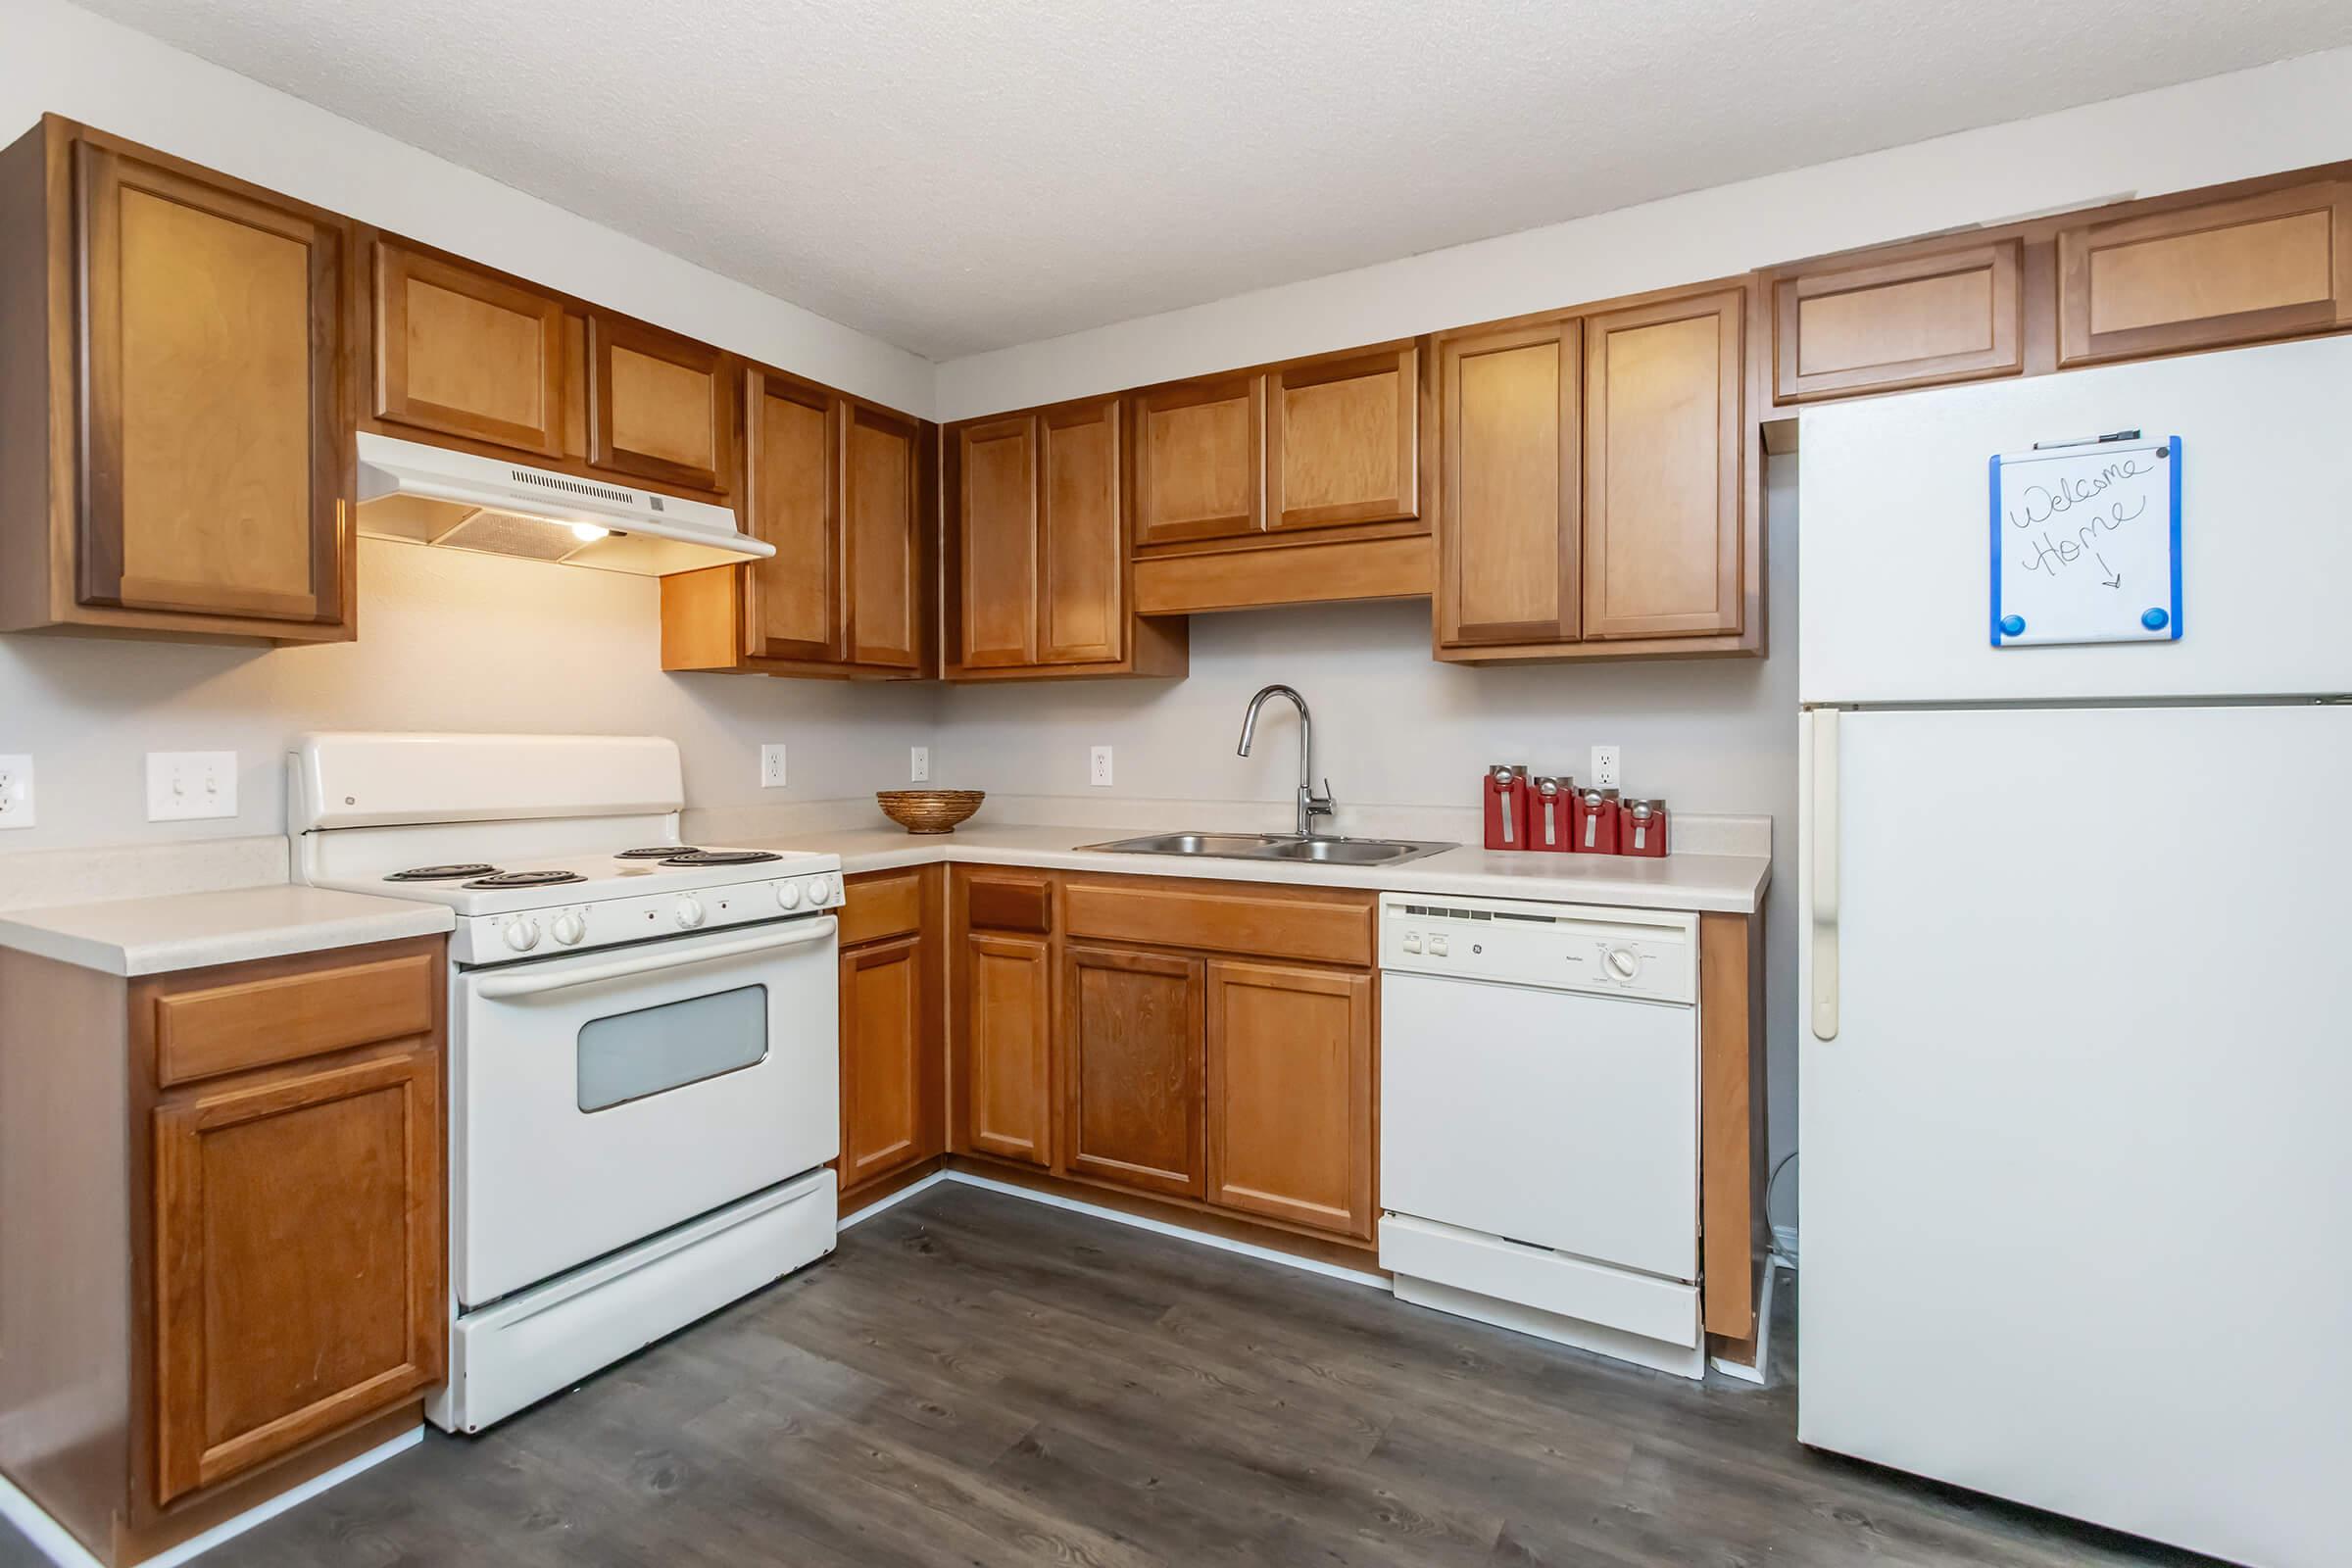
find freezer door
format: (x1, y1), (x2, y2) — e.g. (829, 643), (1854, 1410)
(1799, 704), (2352, 1568)
(1798, 333), (2352, 706)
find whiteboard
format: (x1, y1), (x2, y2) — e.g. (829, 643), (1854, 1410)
(1989, 437), (2180, 647)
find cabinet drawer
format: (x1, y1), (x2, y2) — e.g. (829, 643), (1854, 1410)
(964, 871), (1054, 934)
(840, 869), (925, 947)
(1062, 879), (1372, 967)
(152, 949), (438, 1087)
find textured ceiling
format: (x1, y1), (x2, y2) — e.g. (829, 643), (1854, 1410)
(74, 0), (2352, 361)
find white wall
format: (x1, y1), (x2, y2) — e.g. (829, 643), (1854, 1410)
(1, 0), (935, 416)
(934, 45), (2352, 418)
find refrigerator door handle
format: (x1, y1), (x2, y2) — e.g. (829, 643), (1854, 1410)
(1811, 709), (1840, 1041)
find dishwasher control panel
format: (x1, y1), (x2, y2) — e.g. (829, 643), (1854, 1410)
(1378, 893), (1697, 1004)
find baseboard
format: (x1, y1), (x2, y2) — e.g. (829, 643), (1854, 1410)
(0, 1428), (420, 1568)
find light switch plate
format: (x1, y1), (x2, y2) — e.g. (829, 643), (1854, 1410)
(760, 744), (788, 789)
(1591, 745), (1622, 791)
(0, 756), (32, 829)
(1090, 746), (1113, 787)
(910, 746), (930, 783)
(146, 752), (237, 822)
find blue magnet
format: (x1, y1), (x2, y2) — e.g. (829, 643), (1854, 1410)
(1998, 613), (2026, 636)
(2141, 608), (2170, 631)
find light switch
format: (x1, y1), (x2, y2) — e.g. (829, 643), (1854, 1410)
(146, 752), (237, 822)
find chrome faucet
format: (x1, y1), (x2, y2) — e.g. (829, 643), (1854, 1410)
(1236, 683), (1335, 839)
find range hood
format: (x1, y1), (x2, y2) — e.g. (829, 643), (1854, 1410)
(355, 432), (773, 576)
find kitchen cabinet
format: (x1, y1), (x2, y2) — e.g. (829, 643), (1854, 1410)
(370, 237), (565, 455)
(1771, 238), (2024, 402)
(837, 866), (946, 1203)
(0, 936), (445, 1564)
(587, 313), (731, 493)
(1062, 946), (1203, 1198)
(2057, 178), (2352, 367)
(661, 368), (934, 679)
(1434, 281), (1760, 663)
(1203, 960), (1373, 1239)
(951, 870), (1058, 1167)
(0, 116), (354, 645)
(1127, 342), (1435, 616)
(943, 395), (1187, 679)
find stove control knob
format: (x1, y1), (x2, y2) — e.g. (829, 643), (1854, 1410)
(673, 894), (706, 929)
(820, 874), (842, 905)
(551, 910), (586, 947)
(503, 917), (541, 953)
(776, 880), (803, 910)
(1605, 946), (1642, 981)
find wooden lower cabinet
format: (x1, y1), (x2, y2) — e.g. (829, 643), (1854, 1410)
(957, 931), (1055, 1167)
(838, 935), (932, 1193)
(1203, 960), (1373, 1239)
(1061, 946), (1203, 1198)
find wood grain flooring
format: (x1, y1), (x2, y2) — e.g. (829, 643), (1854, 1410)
(15, 1185), (2216, 1567)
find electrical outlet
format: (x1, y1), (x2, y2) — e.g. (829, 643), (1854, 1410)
(146, 752), (237, 822)
(910, 746), (930, 783)
(1090, 746), (1114, 788)
(0, 755), (32, 829)
(760, 744), (788, 789)
(1592, 745), (1622, 791)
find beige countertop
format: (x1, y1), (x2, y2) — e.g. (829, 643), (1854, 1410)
(740, 822), (1770, 914)
(0, 884), (455, 977)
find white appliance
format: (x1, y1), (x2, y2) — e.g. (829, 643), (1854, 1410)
(290, 732), (842, 1432)
(1377, 893), (1706, 1378)
(1798, 334), (2352, 1568)
(355, 431), (774, 575)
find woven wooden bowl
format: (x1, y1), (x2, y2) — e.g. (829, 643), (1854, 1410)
(875, 789), (985, 834)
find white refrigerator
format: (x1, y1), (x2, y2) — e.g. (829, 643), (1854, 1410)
(1797, 334), (2352, 1568)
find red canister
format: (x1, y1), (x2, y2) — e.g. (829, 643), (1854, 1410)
(1532, 776), (1575, 852)
(1483, 764), (1530, 850)
(1574, 787), (1620, 855)
(1619, 798), (1668, 857)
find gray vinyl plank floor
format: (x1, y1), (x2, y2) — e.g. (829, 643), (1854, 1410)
(25, 1184), (2218, 1567)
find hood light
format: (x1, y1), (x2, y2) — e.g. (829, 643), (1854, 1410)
(569, 522), (610, 543)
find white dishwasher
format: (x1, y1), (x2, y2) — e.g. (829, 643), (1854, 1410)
(1378, 892), (1704, 1377)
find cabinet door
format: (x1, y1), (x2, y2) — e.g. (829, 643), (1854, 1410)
(1437, 320), (1581, 648)
(1063, 946), (1202, 1198)
(955, 416), (1039, 668)
(1131, 374), (1261, 545)
(1267, 345), (1420, 532)
(1037, 396), (1125, 664)
(371, 238), (564, 456)
(151, 1046), (442, 1504)
(2057, 180), (2352, 368)
(840, 934), (933, 1191)
(741, 369), (841, 662)
(844, 404), (923, 670)
(963, 933), (1054, 1166)
(1204, 961), (1372, 1237)
(1583, 288), (1744, 641)
(1772, 239), (2023, 402)
(75, 143), (347, 627)
(587, 315), (730, 493)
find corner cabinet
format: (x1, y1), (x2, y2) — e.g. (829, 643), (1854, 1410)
(836, 867), (946, 1206)
(951, 869), (1059, 1166)
(943, 395), (1187, 680)
(661, 368), (934, 679)
(1435, 280), (1763, 664)
(0, 116), (355, 644)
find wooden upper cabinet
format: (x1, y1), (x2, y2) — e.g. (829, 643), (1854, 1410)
(740, 368), (841, 662)
(843, 403), (923, 670)
(1062, 946), (1203, 1199)
(371, 239), (564, 456)
(1131, 373), (1261, 545)
(1267, 343), (1422, 531)
(960, 932), (1054, 1167)
(2058, 179), (2352, 367)
(28, 126), (352, 638)
(1204, 960), (1372, 1238)
(1772, 238), (2023, 402)
(1037, 396), (1125, 663)
(150, 1041), (442, 1504)
(587, 314), (730, 493)
(1436, 319), (1581, 648)
(1583, 287), (1745, 641)
(955, 416), (1041, 668)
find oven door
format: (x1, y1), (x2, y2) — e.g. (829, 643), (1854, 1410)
(451, 914), (838, 1308)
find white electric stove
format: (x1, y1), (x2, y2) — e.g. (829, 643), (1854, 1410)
(290, 732), (842, 1432)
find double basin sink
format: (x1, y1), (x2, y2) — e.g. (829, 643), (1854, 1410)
(1079, 831), (1455, 868)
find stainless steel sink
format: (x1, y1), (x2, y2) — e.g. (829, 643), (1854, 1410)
(1081, 832), (1454, 867)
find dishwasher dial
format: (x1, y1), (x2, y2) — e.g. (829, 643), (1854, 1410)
(673, 894), (707, 929)
(1604, 946), (1642, 981)
(503, 916), (541, 953)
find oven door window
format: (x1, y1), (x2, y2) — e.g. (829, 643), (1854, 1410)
(575, 984), (769, 1112)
